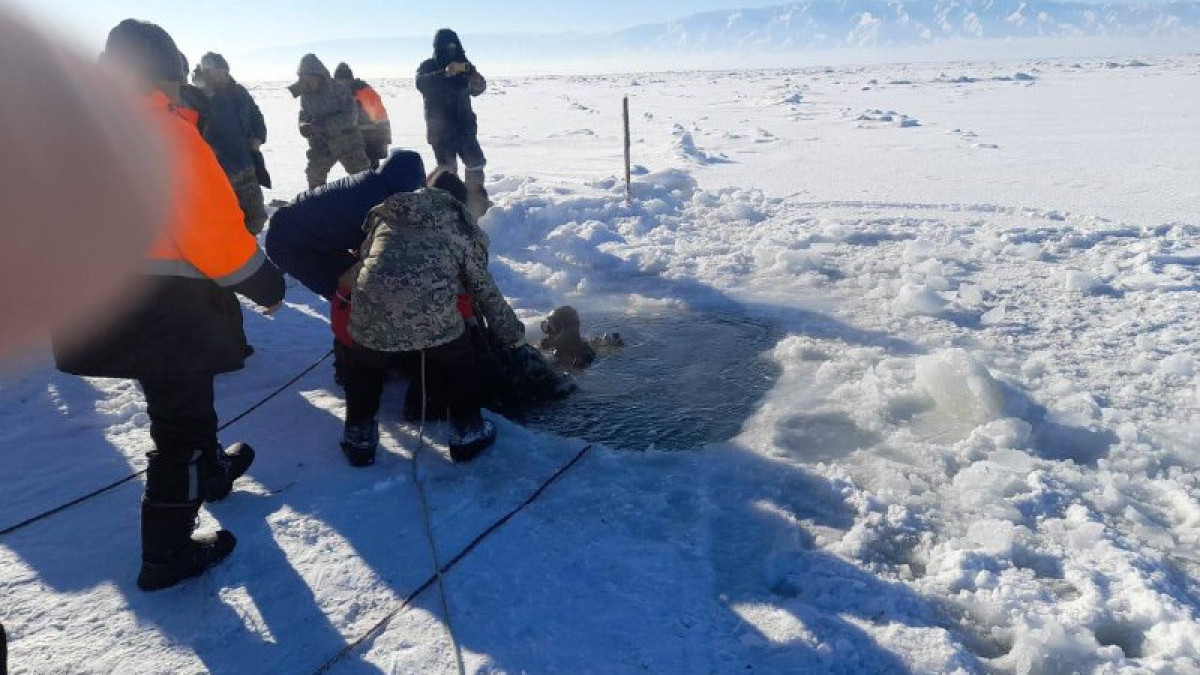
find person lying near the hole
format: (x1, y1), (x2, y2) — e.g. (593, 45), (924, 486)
(539, 305), (624, 369)
(264, 149), (427, 384)
(337, 171), (527, 466)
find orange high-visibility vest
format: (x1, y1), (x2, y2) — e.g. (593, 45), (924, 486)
(175, 104), (201, 129)
(354, 86), (389, 124)
(144, 90), (263, 285)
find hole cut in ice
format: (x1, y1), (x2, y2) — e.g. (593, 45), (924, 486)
(521, 309), (782, 451)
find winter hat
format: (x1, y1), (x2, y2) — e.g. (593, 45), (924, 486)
(296, 53), (330, 79)
(334, 62), (353, 80)
(200, 52), (229, 72)
(100, 19), (182, 83)
(433, 28), (460, 50)
(433, 28), (465, 65)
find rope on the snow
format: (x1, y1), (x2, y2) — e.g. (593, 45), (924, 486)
(216, 348), (334, 432)
(410, 350), (467, 675)
(0, 348), (334, 538)
(313, 440), (595, 674)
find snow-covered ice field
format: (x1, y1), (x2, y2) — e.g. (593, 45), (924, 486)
(3, 54), (1200, 673)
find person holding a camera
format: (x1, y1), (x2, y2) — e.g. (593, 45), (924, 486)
(415, 29), (491, 219)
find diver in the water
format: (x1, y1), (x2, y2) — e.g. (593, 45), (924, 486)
(539, 305), (624, 369)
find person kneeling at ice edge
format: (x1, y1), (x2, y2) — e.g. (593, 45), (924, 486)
(340, 179), (525, 466)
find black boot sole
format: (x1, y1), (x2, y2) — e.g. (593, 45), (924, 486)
(341, 443), (376, 467)
(449, 434), (496, 463)
(137, 530), (236, 591)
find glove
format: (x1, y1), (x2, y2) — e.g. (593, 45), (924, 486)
(298, 122), (323, 139)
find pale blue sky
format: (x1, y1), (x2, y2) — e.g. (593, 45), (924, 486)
(11, 0), (1183, 78)
(10, 0), (742, 56)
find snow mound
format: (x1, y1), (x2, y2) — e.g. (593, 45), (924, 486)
(903, 238), (938, 263)
(914, 349), (1009, 426)
(857, 109), (921, 127)
(1061, 269), (1098, 293)
(897, 283), (947, 316)
(671, 124), (731, 164)
(633, 168), (698, 200)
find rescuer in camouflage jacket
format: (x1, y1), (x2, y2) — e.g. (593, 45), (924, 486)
(350, 188), (521, 351)
(338, 183), (523, 467)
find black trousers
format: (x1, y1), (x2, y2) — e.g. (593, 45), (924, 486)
(343, 332), (481, 426)
(136, 377), (219, 560)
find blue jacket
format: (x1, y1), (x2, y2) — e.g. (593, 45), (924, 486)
(203, 80), (266, 174)
(265, 149), (426, 297)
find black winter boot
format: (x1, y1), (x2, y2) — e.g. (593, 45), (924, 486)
(200, 442), (255, 501)
(137, 530), (237, 591)
(449, 413), (496, 463)
(138, 498), (235, 591)
(340, 418), (379, 467)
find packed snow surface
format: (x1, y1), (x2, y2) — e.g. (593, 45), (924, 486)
(3, 54), (1200, 674)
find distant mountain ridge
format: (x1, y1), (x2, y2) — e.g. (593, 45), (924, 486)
(239, 1), (1200, 77)
(613, 1), (1200, 49)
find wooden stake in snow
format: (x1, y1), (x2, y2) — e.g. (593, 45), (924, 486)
(623, 95), (631, 204)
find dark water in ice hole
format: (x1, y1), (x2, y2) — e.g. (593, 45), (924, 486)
(520, 311), (783, 451)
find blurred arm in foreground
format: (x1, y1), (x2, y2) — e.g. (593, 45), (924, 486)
(0, 6), (170, 363)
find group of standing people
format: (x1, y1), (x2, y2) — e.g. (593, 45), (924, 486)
(47, 18), (519, 594)
(289, 28), (490, 219)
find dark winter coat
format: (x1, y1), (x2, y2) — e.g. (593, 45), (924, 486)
(54, 273), (268, 379)
(265, 150), (426, 298)
(178, 83), (212, 135)
(201, 80), (266, 174)
(292, 54), (358, 138)
(54, 91), (285, 380)
(415, 29), (486, 144)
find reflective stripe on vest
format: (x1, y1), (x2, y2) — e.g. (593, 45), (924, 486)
(146, 247), (264, 287)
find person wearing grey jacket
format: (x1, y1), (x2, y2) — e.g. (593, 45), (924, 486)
(288, 53), (369, 188)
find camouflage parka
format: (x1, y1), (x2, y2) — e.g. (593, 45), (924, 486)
(349, 187), (524, 352)
(295, 55), (358, 138)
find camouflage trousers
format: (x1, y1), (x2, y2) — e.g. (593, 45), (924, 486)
(306, 129), (371, 189)
(227, 167), (267, 235)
